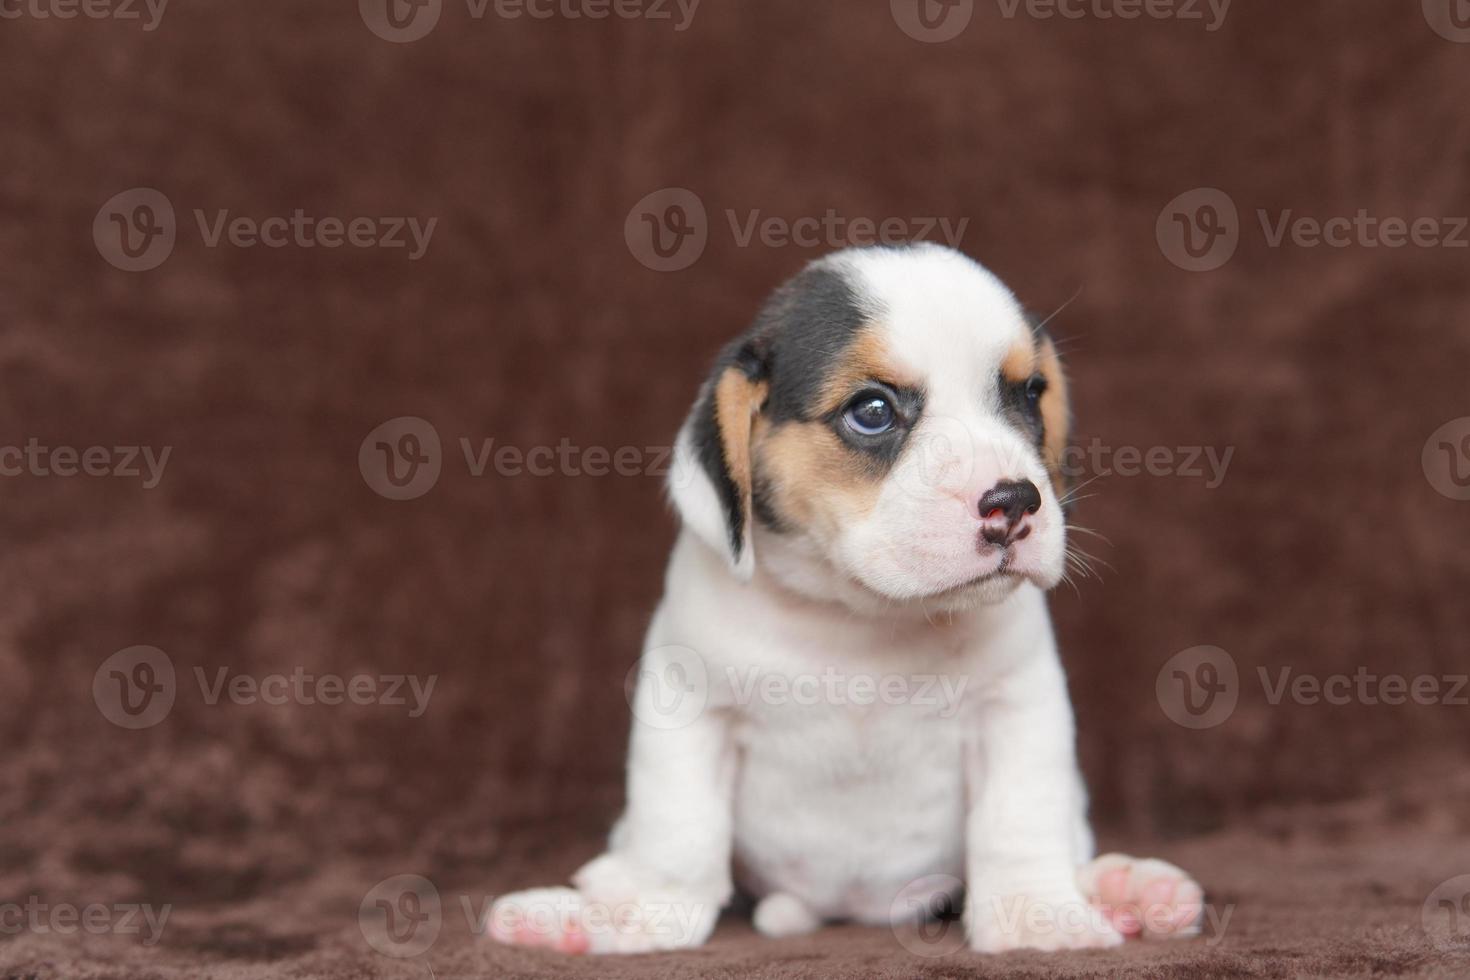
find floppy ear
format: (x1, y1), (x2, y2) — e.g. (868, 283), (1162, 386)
(669, 337), (770, 579)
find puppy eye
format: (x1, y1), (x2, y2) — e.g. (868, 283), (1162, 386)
(1024, 375), (1048, 404)
(844, 394), (896, 436)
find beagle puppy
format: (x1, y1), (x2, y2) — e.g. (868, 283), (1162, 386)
(487, 244), (1203, 955)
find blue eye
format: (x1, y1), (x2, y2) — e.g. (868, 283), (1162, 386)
(844, 394), (896, 435)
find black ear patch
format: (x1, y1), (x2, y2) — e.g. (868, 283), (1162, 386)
(688, 262), (874, 559)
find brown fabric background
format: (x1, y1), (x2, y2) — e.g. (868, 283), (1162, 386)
(3, 0), (1470, 976)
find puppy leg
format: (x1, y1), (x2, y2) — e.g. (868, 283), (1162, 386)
(964, 648), (1123, 953)
(753, 893), (821, 938)
(1076, 853), (1204, 939)
(487, 643), (735, 954)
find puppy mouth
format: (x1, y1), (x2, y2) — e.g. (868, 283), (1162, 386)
(923, 551), (1021, 599)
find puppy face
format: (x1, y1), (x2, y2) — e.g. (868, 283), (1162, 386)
(672, 244), (1071, 610)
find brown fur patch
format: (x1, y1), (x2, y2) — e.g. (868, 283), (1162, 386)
(815, 329), (917, 417)
(713, 367), (769, 531)
(755, 421), (882, 539)
(1036, 335), (1071, 496)
(1001, 338), (1038, 384)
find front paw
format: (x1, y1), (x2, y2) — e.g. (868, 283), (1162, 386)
(485, 885), (717, 955)
(968, 889), (1125, 953)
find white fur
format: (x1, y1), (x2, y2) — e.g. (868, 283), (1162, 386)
(488, 246), (1197, 955)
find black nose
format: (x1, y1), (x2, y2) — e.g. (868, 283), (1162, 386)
(977, 479), (1042, 544)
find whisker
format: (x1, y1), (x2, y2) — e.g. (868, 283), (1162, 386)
(1065, 524), (1112, 545)
(1031, 286), (1084, 337)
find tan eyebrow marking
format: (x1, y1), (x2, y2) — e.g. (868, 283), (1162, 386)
(815, 326), (920, 416)
(1001, 336), (1039, 383)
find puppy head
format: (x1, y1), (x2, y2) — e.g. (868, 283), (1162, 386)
(670, 244), (1071, 611)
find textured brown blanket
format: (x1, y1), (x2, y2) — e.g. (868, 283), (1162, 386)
(4, 0), (1470, 976)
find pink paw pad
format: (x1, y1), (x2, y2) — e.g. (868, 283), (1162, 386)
(1079, 854), (1204, 940)
(486, 887), (591, 954)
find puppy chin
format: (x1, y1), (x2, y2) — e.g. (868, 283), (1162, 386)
(850, 539), (1066, 612)
(927, 573), (1026, 610)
